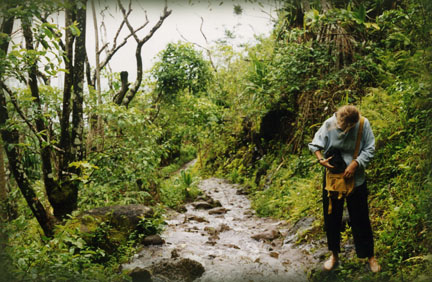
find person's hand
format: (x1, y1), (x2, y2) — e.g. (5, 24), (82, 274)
(319, 156), (335, 169)
(344, 160), (358, 179)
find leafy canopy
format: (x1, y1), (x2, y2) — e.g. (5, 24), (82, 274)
(151, 42), (213, 101)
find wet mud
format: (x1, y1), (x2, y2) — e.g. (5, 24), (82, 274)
(123, 178), (320, 282)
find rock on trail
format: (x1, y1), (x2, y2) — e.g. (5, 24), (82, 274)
(123, 178), (318, 281)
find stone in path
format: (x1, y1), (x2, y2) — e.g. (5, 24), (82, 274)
(123, 178), (318, 282)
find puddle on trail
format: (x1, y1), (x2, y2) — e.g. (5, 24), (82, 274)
(123, 178), (316, 281)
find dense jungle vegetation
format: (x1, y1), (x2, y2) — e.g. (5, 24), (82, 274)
(0, 0), (431, 281)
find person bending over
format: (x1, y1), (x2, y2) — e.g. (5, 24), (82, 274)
(308, 105), (381, 272)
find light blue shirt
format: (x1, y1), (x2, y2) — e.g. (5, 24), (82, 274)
(308, 114), (375, 187)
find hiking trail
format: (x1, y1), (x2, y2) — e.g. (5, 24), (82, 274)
(123, 170), (324, 281)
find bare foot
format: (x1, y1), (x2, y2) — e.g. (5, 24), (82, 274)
(368, 256), (381, 273)
(323, 254), (338, 271)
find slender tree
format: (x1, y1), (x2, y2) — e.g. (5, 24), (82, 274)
(0, 139), (6, 221)
(0, 2), (57, 236)
(0, 0), (87, 235)
(0, 0), (172, 235)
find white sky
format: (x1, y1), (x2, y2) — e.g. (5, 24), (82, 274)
(86, 0), (278, 81)
(8, 1), (278, 88)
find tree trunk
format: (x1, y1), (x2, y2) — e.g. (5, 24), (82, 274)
(88, 0), (104, 152)
(0, 12), (14, 223)
(122, 42), (144, 108)
(0, 5), (56, 236)
(59, 3), (74, 182)
(0, 138), (8, 221)
(91, 0), (102, 103)
(0, 90), (56, 236)
(0, 0), (88, 232)
(53, 0), (87, 218)
(113, 71), (130, 105)
(22, 17), (61, 212)
(71, 0), (86, 163)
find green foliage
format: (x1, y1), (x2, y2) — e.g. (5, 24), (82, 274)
(1, 215), (130, 281)
(247, 41), (335, 110)
(1, 3), (65, 80)
(128, 206), (166, 243)
(82, 101), (163, 206)
(200, 1), (432, 281)
(1, 201), (166, 281)
(151, 42), (213, 101)
(359, 66), (432, 279)
(155, 92), (222, 166)
(160, 168), (200, 208)
(2, 30), (217, 280)
(2, 0), (431, 281)
(178, 170), (192, 187)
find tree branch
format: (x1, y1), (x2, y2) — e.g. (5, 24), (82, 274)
(136, 5), (170, 46)
(92, 1), (149, 86)
(40, 18), (66, 51)
(118, 0), (172, 107)
(0, 82), (64, 153)
(85, 53), (93, 88)
(1, 83), (41, 140)
(118, 0), (144, 43)
(22, 15), (62, 221)
(97, 42), (109, 55)
(176, 17), (217, 72)
(37, 69), (49, 85)
(200, 16), (208, 43)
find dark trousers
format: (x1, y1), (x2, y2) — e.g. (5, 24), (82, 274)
(322, 177), (374, 258)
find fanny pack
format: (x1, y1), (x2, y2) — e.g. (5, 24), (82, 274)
(325, 116), (365, 214)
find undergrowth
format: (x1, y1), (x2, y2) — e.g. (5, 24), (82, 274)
(197, 2), (432, 281)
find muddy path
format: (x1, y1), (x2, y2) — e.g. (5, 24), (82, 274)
(123, 178), (321, 281)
